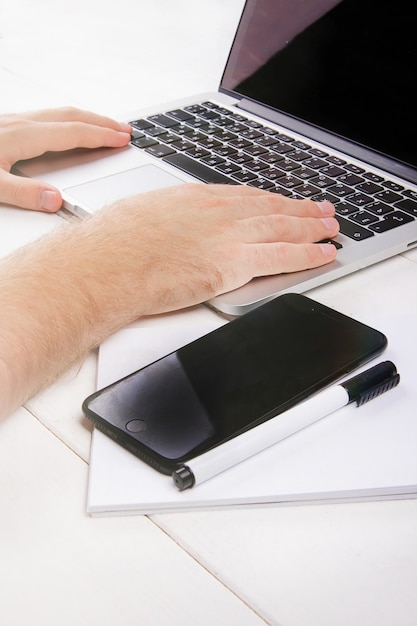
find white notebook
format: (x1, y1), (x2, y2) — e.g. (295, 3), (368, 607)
(86, 314), (417, 516)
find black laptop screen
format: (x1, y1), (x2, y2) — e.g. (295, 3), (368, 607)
(221, 0), (416, 169)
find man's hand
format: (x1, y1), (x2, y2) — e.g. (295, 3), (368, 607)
(0, 107), (131, 212)
(85, 183), (339, 316)
(0, 182), (338, 419)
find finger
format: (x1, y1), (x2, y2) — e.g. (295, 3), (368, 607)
(16, 106), (132, 133)
(247, 240), (338, 277)
(12, 121), (131, 163)
(0, 169), (62, 212)
(239, 213), (340, 243)
(182, 184), (335, 219)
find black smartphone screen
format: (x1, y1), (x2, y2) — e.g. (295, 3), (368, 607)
(83, 294), (387, 473)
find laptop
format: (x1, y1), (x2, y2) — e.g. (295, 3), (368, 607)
(17, 0), (417, 317)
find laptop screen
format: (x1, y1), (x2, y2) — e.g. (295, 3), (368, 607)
(221, 0), (416, 170)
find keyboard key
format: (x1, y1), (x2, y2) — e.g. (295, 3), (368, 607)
(163, 152), (235, 184)
(243, 159), (269, 173)
(403, 189), (417, 201)
(198, 110), (223, 122)
(291, 140), (311, 150)
(185, 118), (210, 130)
(146, 143), (176, 158)
(259, 153), (284, 165)
(310, 174), (334, 188)
(311, 192), (340, 204)
(319, 164), (346, 177)
(270, 185), (294, 196)
(289, 150), (310, 161)
(229, 137), (252, 150)
(146, 126), (171, 137)
(318, 238), (343, 249)
(295, 183), (322, 198)
(216, 162), (242, 175)
(171, 138), (195, 151)
(346, 192), (374, 207)
(368, 211), (414, 232)
(211, 129), (237, 142)
(366, 201), (393, 216)
(200, 155), (225, 167)
(196, 136), (222, 150)
(278, 175), (304, 190)
(275, 159), (300, 173)
(394, 198), (417, 217)
(184, 105), (207, 114)
(245, 119), (264, 129)
(166, 109), (195, 122)
(295, 167), (317, 180)
(160, 132), (182, 144)
(375, 189), (403, 204)
(272, 142), (297, 155)
(241, 128), (263, 140)
(254, 135), (280, 147)
(309, 148), (329, 158)
(186, 146), (211, 160)
(229, 152), (253, 165)
(131, 136), (158, 148)
(349, 211), (379, 226)
(261, 167), (286, 181)
(201, 101), (218, 109)
(212, 145), (239, 158)
(335, 201), (358, 216)
(183, 130), (207, 143)
(130, 118), (154, 130)
(130, 129), (145, 140)
(356, 181), (383, 194)
(383, 180), (404, 192)
(148, 114), (179, 128)
(248, 178), (275, 190)
(336, 216), (375, 240)
(274, 132), (292, 142)
(327, 183), (355, 197)
(344, 163), (365, 174)
(337, 172), (364, 186)
(231, 169), (258, 183)
(243, 144), (269, 157)
(327, 155), (346, 166)
(363, 171), (384, 183)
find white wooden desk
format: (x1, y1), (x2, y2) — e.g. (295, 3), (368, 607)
(1, 2), (417, 624)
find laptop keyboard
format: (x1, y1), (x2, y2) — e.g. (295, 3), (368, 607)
(129, 101), (417, 242)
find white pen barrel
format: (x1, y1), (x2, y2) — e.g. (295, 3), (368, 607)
(190, 385), (350, 486)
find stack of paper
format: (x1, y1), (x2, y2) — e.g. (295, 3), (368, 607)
(86, 315), (417, 516)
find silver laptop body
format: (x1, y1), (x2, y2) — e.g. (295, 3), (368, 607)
(18, 0), (417, 317)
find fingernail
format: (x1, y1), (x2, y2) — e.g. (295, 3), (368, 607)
(119, 122), (132, 132)
(316, 201), (334, 215)
(321, 217), (338, 230)
(39, 189), (59, 211)
(320, 243), (337, 256)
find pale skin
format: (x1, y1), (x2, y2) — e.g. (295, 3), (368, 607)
(0, 107), (339, 420)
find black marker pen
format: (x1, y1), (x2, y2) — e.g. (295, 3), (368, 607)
(173, 361), (400, 491)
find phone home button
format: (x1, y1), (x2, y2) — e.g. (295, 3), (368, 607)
(125, 419), (147, 433)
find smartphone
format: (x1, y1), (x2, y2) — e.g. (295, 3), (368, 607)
(83, 294), (387, 474)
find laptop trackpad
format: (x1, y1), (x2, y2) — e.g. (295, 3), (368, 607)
(63, 165), (184, 215)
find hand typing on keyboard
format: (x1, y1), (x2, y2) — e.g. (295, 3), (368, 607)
(96, 183), (339, 315)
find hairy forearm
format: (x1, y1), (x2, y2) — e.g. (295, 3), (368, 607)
(0, 184), (338, 420)
(0, 211), (150, 420)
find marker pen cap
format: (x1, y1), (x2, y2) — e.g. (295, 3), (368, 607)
(172, 466), (195, 491)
